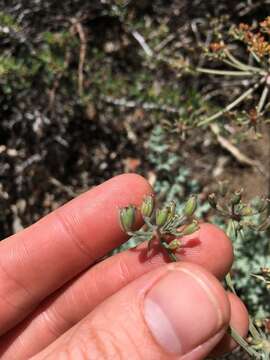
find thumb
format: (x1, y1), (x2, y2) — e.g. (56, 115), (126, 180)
(33, 262), (230, 360)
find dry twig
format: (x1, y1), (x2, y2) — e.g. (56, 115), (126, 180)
(210, 123), (266, 176)
(72, 20), (87, 96)
(132, 30), (153, 57)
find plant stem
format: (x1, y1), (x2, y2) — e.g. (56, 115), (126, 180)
(226, 271), (262, 342)
(154, 229), (178, 262)
(229, 327), (261, 358)
(224, 222), (264, 358)
(224, 49), (263, 74)
(198, 81), (261, 126)
(250, 50), (262, 65)
(160, 241), (178, 261)
(225, 272), (237, 295)
(221, 58), (250, 71)
(196, 67), (253, 77)
(249, 317), (262, 342)
(257, 85), (269, 114)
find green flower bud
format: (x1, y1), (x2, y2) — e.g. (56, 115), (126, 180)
(230, 189), (243, 206)
(240, 206), (253, 217)
(183, 196), (197, 217)
(119, 205), (136, 232)
(141, 195), (155, 218)
(167, 201), (176, 221)
(182, 221), (199, 236)
(218, 180), (229, 197)
(168, 239), (181, 251)
(208, 193), (217, 209)
(156, 206), (169, 227)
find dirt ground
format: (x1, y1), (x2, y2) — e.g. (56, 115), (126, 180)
(218, 125), (270, 200)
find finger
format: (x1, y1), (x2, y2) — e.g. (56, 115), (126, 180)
(210, 292), (249, 357)
(176, 223), (233, 280)
(0, 223), (233, 359)
(0, 174), (151, 334)
(31, 262), (231, 360)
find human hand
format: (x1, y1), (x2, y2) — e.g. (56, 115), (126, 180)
(0, 174), (248, 359)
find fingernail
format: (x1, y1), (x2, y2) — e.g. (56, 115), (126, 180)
(144, 268), (225, 355)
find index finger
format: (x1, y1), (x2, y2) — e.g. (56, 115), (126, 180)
(0, 174), (152, 334)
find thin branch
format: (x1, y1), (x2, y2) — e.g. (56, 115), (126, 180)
(72, 19), (87, 96)
(132, 30), (153, 58)
(154, 33), (175, 52)
(224, 48), (263, 74)
(196, 67), (253, 76)
(257, 85), (269, 114)
(210, 123), (266, 175)
(198, 81), (262, 126)
(250, 50), (262, 65)
(221, 58), (251, 71)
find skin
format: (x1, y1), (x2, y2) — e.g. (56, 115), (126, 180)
(0, 174), (249, 359)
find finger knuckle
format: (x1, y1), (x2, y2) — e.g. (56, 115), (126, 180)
(54, 209), (91, 258)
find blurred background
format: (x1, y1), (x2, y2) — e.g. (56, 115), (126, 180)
(0, 0), (270, 330)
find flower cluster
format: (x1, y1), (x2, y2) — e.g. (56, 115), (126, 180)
(119, 194), (198, 261)
(208, 181), (270, 234)
(231, 21), (270, 59)
(197, 17), (270, 127)
(208, 41), (226, 57)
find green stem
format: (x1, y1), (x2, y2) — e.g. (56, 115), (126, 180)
(225, 272), (237, 295)
(224, 49), (263, 74)
(249, 317), (262, 341)
(224, 222), (263, 358)
(226, 271), (261, 341)
(229, 327), (261, 358)
(257, 85), (269, 114)
(225, 50), (249, 70)
(155, 228), (179, 262)
(221, 56), (265, 76)
(196, 67), (253, 77)
(198, 81), (261, 126)
(160, 241), (178, 261)
(221, 58), (249, 71)
(225, 272), (262, 357)
(250, 50), (262, 65)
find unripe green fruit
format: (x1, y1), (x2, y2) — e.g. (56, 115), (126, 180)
(182, 221), (199, 236)
(119, 205), (136, 232)
(156, 207), (169, 227)
(141, 195), (155, 218)
(183, 196), (197, 217)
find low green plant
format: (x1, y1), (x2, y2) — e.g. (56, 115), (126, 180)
(209, 184), (270, 358)
(147, 125), (201, 201)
